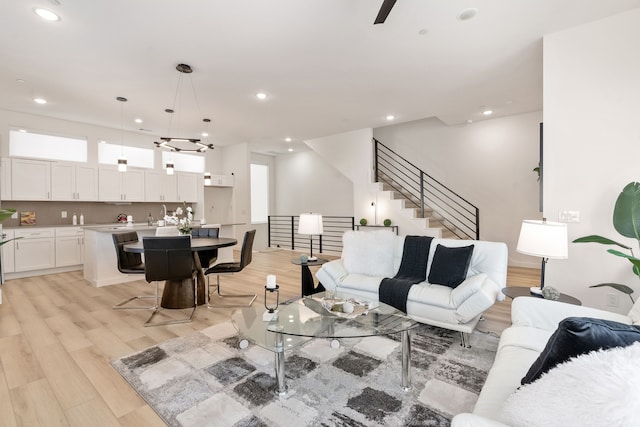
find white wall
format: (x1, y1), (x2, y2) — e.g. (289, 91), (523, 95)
(373, 112), (543, 267)
(544, 8), (640, 312)
(274, 149), (354, 216)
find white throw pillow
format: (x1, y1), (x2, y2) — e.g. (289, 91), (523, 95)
(501, 342), (640, 427)
(342, 230), (396, 278)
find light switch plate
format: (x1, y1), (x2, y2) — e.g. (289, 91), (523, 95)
(61, 211), (67, 218)
(559, 210), (579, 223)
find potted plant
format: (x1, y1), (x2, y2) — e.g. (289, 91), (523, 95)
(0, 208), (18, 247)
(383, 218), (392, 227)
(573, 182), (640, 303)
(359, 218), (367, 226)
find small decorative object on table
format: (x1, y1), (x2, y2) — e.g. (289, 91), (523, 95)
(263, 274), (280, 321)
(541, 286), (560, 301)
(299, 254), (308, 263)
(359, 218), (367, 226)
(171, 203), (194, 235)
(318, 296), (376, 318)
(383, 218), (392, 227)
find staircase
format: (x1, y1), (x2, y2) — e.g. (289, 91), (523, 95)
(374, 139), (479, 240)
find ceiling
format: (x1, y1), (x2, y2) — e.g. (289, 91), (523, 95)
(1, 1), (639, 155)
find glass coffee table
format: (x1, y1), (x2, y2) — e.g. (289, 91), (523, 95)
(231, 291), (418, 396)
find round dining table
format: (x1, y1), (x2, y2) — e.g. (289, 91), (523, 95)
(124, 237), (237, 309)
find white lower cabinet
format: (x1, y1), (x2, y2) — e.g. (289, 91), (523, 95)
(14, 228), (55, 272)
(55, 227), (84, 267)
(1, 229), (15, 274)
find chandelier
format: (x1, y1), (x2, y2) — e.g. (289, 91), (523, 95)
(153, 64), (214, 154)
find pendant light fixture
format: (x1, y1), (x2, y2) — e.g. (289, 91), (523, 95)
(166, 160), (175, 175)
(116, 96), (128, 172)
(153, 64), (214, 153)
(204, 172), (212, 185)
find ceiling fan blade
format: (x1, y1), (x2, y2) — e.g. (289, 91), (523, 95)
(374, 0), (398, 24)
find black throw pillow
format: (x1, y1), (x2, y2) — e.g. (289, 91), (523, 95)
(427, 244), (474, 288)
(521, 317), (640, 385)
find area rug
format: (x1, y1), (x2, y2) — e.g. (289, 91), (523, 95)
(111, 321), (499, 426)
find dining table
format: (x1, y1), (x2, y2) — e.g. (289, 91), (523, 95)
(123, 236), (237, 309)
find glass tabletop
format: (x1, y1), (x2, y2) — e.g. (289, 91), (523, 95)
(231, 305), (311, 352)
(266, 291), (418, 339)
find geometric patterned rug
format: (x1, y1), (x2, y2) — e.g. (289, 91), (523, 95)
(111, 321), (499, 426)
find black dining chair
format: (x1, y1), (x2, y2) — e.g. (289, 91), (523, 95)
(142, 235), (197, 326)
(191, 226), (220, 268)
(204, 229), (257, 308)
(112, 232), (156, 310)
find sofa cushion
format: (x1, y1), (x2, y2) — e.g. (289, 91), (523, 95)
(502, 342), (640, 427)
(521, 316), (640, 385)
(342, 230), (396, 277)
(427, 244), (474, 288)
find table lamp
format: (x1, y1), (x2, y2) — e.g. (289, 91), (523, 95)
(298, 213), (323, 261)
(516, 218), (568, 294)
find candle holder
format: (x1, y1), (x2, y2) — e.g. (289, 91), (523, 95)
(263, 284), (280, 321)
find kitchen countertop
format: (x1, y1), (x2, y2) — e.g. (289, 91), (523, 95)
(6, 222), (243, 232)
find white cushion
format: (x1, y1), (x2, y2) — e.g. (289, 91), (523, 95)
(501, 342), (640, 427)
(342, 230), (396, 277)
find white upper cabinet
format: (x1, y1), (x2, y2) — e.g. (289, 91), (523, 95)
(11, 158), (51, 200)
(207, 174), (234, 187)
(145, 170), (178, 202)
(98, 167), (145, 202)
(177, 173), (197, 202)
(51, 163), (98, 201)
(1, 158), (11, 200)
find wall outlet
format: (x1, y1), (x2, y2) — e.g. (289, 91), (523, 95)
(606, 293), (619, 307)
(61, 211), (67, 218)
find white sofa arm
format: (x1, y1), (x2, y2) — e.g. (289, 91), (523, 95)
(315, 260), (348, 291)
(450, 274), (491, 307)
(451, 413), (509, 427)
(511, 297), (632, 331)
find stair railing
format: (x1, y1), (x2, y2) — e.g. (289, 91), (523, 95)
(268, 215), (355, 254)
(374, 138), (479, 240)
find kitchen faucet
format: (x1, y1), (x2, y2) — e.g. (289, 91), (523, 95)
(162, 204), (167, 219)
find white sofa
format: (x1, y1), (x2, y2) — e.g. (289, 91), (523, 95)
(315, 230), (508, 344)
(451, 296), (640, 426)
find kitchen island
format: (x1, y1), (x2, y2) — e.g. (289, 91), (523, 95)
(82, 223), (238, 287)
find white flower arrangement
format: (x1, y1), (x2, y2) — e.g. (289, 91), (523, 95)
(165, 203), (194, 234)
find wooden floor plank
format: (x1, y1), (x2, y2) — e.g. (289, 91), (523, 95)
(0, 249), (534, 426)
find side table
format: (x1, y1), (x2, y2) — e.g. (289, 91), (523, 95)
(502, 286), (582, 306)
(291, 257), (328, 297)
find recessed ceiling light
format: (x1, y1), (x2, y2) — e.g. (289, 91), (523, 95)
(386, 115), (396, 121)
(99, 140), (106, 144)
(466, 119), (473, 124)
(288, 148), (293, 152)
(18, 129), (27, 133)
(458, 8), (478, 21)
(201, 132), (209, 137)
(285, 137), (292, 142)
(134, 118), (143, 124)
(256, 92), (267, 100)
(33, 97), (47, 104)
(16, 79), (25, 83)
(483, 109), (493, 116)
(34, 8), (60, 21)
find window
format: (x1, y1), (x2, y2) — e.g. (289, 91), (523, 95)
(161, 151), (205, 173)
(9, 129), (87, 162)
(98, 143), (154, 169)
(251, 163), (268, 223)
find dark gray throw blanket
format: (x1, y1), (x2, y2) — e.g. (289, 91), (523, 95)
(379, 235), (433, 313)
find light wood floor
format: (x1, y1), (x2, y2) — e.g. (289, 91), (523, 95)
(0, 249), (539, 426)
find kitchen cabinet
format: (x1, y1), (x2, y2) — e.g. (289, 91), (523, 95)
(1, 229), (15, 274)
(51, 163), (98, 201)
(14, 228), (55, 272)
(144, 170), (178, 202)
(11, 159), (51, 200)
(1, 158), (11, 200)
(55, 227), (84, 267)
(177, 172), (197, 202)
(206, 174), (234, 187)
(98, 167), (145, 202)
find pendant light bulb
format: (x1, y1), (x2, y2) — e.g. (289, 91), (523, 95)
(204, 172), (211, 185)
(166, 161), (174, 175)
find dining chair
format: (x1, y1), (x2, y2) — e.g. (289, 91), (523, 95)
(191, 225), (220, 268)
(155, 226), (180, 236)
(112, 232), (156, 310)
(142, 235), (197, 326)
(204, 229), (257, 308)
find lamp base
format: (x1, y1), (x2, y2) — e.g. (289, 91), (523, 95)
(263, 310), (279, 322)
(307, 255), (318, 262)
(529, 286), (543, 295)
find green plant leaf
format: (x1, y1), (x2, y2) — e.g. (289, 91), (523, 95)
(573, 235), (632, 250)
(589, 283), (635, 295)
(613, 182), (640, 241)
(607, 249), (638, 259)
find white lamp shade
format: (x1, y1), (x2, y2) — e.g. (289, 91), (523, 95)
(298, 213), (323, 235)
(517, 220), (568, 259)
